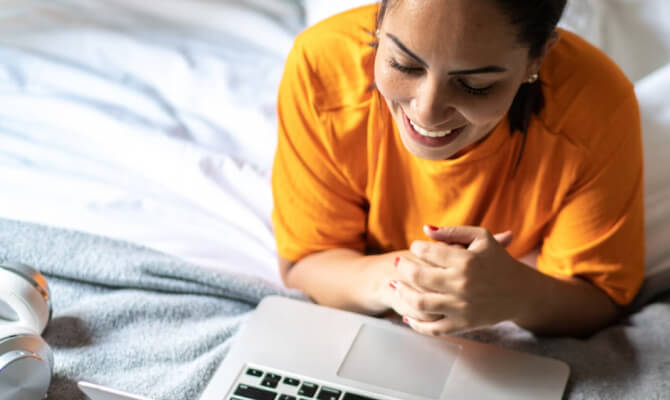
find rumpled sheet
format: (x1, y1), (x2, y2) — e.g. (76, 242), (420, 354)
(0, 217), (305, 399)
(1, 217), (670, 399)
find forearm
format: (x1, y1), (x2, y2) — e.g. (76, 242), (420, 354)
(514, 264), (620, 337)
(282, 249), (397, 315)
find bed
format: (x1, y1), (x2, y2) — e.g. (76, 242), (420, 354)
(0, 1), (669, 399)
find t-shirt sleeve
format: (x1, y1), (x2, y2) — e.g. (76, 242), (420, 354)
(271, 39), (367, 262)
(537, 92), (645, 305)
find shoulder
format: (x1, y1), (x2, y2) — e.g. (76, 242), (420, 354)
(277, 5), (382, 195)
(538, 29), (639, 154)
(287, 4), (378, 111)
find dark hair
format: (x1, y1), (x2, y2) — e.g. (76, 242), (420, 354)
(374, 0), (567, 170)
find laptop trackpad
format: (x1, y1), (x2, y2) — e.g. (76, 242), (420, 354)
(337, 323), (461, 399)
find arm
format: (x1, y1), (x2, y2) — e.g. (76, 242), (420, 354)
(279, 250), (393, 315)
(514, 248), (619, 336)
(279, 249), (448, 324)
(511, 261), (620, 336)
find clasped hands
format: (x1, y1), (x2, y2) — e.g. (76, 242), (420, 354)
(384, 225), (531, 336)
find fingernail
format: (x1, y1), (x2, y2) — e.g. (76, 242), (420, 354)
(402, 316), (409, 324)
(389, 280), (398, 290)
(394, 257), (400, 267)
(427, 225), (439, 231)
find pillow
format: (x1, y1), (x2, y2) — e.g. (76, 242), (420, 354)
(629, 63), (670, 308)
(559, 0), (670, 83)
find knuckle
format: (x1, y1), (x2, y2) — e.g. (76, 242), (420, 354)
(453, 300), (468, 312)
(462, 253), (477, 269)
(453, 278), (467, 293)
(413, 296), (427, 311)
(428, 274), (444, 289)
(408, 267), (422, 283)
(410, 241), (426, 256)
(444, 226), (458, 237)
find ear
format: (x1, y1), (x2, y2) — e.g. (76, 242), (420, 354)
(526, 30), (561, 77)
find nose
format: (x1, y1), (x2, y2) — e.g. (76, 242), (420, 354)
(411, 78), (454, 128)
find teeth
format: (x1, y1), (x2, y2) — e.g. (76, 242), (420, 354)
(410, 119), (453, 137)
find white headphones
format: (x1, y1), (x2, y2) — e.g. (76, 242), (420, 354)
(0, 261), (53, 400)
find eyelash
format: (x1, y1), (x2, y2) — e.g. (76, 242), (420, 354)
(388, 58), (495, 96)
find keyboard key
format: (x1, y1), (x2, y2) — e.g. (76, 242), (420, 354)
(261, 378), (279, 389)
(279, 395), (297, 400)
(283, 377), (300, 386)
(246, 368), (264, 377)
(234, 384), (277, 400)
(266, 373), (282, 381)
(342, 393), (380, 400)
(298, 383), (318, 398)
(317, 388), (341, 400)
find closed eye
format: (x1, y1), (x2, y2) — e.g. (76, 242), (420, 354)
(458, 79), (495, 96)
(389, 58), (423, 75)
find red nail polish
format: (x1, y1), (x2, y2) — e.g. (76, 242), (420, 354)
(389, 281), (397, 290)
(402, 317), (409, 324)
(394, 257), (399, 267)
(428, 225), (439, 231)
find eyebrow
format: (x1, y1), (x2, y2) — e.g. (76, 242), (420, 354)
(386, 33), (428, 68)
(448, 66), (507, 75)
(385, 33), (508, 75)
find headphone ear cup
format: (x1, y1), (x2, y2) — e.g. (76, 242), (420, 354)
(0, 263), (51, 334)
(0, 324), (53, 400)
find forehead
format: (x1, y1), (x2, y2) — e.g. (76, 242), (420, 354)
(383, 0), (524, 65)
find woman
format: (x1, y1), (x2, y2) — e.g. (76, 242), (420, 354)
(271, 0), (644, 337)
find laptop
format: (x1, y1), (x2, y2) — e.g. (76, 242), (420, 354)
(80, 296), (569, 400)
(201, 296), (569, 400)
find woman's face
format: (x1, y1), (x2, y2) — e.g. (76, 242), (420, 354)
(374, 0), (538, 160)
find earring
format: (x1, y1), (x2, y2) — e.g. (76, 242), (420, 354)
(375, 29), (381, 39)
(527, 73), (539, 83)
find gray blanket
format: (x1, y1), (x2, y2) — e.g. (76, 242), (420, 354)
(1, 218), (669, 400)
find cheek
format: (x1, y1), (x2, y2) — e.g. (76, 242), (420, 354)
(455, 86), (518, 126)
(374, 56), (410, 103)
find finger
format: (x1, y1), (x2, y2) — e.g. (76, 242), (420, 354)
(423, 225), (496, 252)
(395, 281), (464, 316)
(404, 315), (477, 337)
(492, 231), (514, 247)
(396, 254), (461, 293)
(388, 280), (443, 322)
(423, 226), (504, 251)
(408, 241), (468, 273)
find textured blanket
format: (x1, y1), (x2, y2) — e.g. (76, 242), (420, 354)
(1, 218), (669, 399)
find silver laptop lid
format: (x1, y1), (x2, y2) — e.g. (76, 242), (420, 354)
(78, 381), (152, 400)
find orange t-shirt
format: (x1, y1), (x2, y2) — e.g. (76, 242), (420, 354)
(271, 5), (645, 305)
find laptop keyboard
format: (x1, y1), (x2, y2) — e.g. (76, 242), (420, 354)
(228, 367), (382, 400)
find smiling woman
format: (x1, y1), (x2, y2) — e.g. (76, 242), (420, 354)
(374, 0), (560, 163)
(271, 0), (644, 337)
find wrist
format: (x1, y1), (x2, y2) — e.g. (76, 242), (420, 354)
(509, 260), (547, 327)
(357, 252), (399, 314)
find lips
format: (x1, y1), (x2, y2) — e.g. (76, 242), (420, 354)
(401, 109), (465, 148)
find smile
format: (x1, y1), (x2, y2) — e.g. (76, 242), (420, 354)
(409, 119), (454, 138)
(401, 109), (466, 148)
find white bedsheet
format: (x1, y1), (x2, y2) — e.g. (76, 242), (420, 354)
(0, 0), (304, 284)
(1, 0), (669, 287)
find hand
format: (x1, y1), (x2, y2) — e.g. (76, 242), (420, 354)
(392, 225), (532, 336)
(376, 250), (445, 323)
